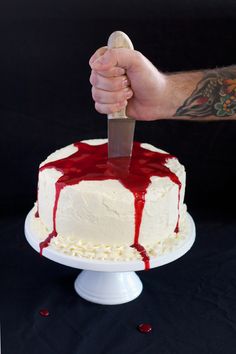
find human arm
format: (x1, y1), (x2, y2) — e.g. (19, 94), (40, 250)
(89, 47), (236, 121)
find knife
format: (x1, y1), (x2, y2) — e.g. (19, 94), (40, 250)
(107, 31), (136, 158)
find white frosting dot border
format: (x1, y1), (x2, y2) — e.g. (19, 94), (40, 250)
(30, 206), (189, 262)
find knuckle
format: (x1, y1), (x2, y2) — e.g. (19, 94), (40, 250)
(89, 71), (98, 86)
(133, 50), (145, 66)
(91, 87), (95, 100)
(91, 87), (100, 102)
(89, 72), (94, 85)
(134, 50), (143, 60)
(95, 102), (104, 114)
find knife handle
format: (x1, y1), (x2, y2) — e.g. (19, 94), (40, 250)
(107, 31), (134, 119)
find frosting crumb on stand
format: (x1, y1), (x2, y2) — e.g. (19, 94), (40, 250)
(31, 139), (188, 270)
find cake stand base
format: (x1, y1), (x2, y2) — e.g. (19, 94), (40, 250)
(25, 209), (195, 305)
(74, 270), (143, 305)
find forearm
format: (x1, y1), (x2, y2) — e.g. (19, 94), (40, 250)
(164, 66), (236, 120)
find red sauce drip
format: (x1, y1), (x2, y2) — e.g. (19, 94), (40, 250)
(37, 142), (181, 269)
(39, 308), (50, 317)
(174, 187), (181, 233)
(138, 323), (152, 333)
(35, 176), (40, 218)
(131, 243), (150, 270)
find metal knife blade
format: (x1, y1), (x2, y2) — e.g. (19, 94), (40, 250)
(107, 31), (136, 158)
(108, 117), (135, 158)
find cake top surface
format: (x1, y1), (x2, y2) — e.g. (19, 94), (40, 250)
(39, 139), (182, 194)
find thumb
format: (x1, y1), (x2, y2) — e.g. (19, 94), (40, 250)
(90, 48), (136, 71)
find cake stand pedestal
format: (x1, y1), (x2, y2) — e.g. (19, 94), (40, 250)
(74, 271), (143, 305)
(24, 209), (195, 305)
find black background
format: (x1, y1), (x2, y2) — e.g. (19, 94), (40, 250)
(1, 1), (236, 353)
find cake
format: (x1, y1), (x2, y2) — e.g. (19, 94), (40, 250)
(31, 139), (188, 269)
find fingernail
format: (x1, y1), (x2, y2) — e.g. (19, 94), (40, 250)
(122, 78), (129, 88)
(124, 88), (133, 99)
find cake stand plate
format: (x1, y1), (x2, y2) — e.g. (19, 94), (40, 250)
(25, 209), (195, 305)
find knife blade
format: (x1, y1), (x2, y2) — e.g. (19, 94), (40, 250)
(107, 31), (136, 158)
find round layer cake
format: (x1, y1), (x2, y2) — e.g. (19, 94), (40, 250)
(31, 139), (188, 267)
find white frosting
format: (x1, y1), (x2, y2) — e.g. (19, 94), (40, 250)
(32, 139), (187, 261)
(31, 204), (188, 261)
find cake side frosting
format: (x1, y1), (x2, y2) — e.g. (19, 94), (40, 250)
(30, 203), (188, 261)
(32, 139), (187, 267)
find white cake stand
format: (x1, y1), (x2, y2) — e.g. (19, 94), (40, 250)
(24, 209), (196, 305)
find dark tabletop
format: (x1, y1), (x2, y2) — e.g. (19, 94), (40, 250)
(1, 210), (236, 354)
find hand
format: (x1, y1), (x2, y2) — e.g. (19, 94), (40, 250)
(89, 48), (170, 120)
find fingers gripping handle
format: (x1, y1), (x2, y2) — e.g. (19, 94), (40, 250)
(107, 31), (134, 119)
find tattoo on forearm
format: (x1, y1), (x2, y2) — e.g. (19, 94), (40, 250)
(175, 67), (236, 118)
